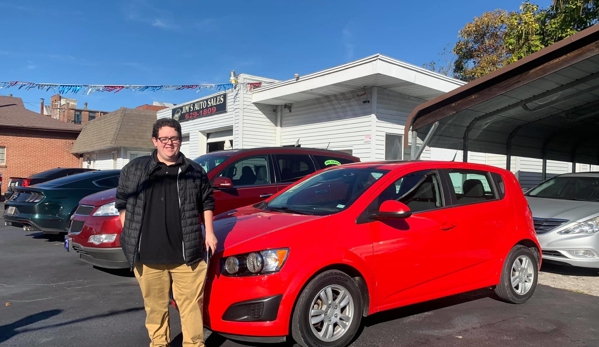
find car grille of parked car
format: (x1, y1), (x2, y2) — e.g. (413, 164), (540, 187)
(75, 205), (95, 216)
(69, 220), (86, 235)
(533, 217), (569, 234)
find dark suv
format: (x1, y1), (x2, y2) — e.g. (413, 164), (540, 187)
(5, 167), (97, 201)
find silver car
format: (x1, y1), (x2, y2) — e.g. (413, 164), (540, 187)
(526, 173), (599, 269)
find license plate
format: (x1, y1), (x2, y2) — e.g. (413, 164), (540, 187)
(64, 237), (70, 252)
(5, 206), (15, 215)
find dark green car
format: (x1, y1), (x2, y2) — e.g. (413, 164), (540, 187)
(3, 170), (120, 235)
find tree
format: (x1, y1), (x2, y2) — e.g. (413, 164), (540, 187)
(435, 1), (599, 82)
(452, 10), (511, 82)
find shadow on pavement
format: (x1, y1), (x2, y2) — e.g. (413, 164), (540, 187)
(0, 309), (62, 344)
(541, 262), (599, 277)
(93, 266), (135, 278)
(25, 232), (65, 243)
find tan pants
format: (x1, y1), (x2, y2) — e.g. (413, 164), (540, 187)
(134, 262), (207, 347)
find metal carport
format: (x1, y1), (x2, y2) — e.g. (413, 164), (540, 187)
(404, 24), (599, 180)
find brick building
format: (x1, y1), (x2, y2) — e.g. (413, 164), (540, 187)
(0, 96), (82, 195)
(42, 94), (109, 125)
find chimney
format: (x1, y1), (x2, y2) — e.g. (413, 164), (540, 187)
(40, 98), (45, 115)
(84, 102), (88, 110)
(8, 94), (12, 97)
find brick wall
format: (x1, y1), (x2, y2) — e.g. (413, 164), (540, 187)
(0, 129), (80, 195)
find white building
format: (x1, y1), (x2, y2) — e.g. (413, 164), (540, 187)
(157, 54), (464, 163)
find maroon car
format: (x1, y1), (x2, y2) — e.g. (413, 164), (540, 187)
(65, 147), (360, 269)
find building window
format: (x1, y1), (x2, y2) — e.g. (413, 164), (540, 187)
(88, 112), (96, 121)
(385, 134), (403, 160)
(0, 146), (5, 165)
(74, 111), (82, 124)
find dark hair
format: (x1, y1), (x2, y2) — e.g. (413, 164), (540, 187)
(152, 118), (182, 139)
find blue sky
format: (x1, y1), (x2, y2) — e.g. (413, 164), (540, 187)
(0, 0), (552, 113)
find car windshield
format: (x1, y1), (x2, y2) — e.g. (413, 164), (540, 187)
(194, 154), (231, 173)
(526, 176), (599, 202)
(262, 167), (389, 216)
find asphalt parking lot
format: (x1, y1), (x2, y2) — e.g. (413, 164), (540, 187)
(1, 211), (598, 347)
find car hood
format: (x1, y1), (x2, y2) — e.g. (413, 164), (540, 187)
(213, 208), (322, 252)
(79, 188), (117, 205)
(526, 196), (599, 221)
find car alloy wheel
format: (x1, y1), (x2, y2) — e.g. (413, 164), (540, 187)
(495, 245), (539, 304)
(308, 284), (355, 342)
(292, 270), (363, 347)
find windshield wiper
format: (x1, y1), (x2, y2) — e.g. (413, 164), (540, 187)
(266, 205), (311, 215)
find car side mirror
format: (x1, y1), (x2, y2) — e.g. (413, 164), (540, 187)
(213, 177), (234, 189)
(372, 200), (412, 220)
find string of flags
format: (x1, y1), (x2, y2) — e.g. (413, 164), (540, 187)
(0, 81), (267, 95)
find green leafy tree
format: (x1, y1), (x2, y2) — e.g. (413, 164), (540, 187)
(430, 1), (599, 82)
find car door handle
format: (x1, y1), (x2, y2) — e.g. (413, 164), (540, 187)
(260, 194), (273, 198)
(440, 222), (456, 231)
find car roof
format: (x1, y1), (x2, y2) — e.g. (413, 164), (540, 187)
(557, 172), (599, 178)
(328, 160), (509, 173)
(203, 147), (358, 158)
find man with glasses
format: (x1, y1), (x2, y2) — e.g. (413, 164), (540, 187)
(116, 118), (217, 347)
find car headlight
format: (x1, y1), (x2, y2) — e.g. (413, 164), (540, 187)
(223, 248), (288, 276)
(558, 216), (599, 234)
(88, 234), (117, 245)
(92, 202), (119, 216)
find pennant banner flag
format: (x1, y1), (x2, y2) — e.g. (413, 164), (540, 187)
(0, 81), (266, 95)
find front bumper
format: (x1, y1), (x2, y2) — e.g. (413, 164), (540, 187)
(203, 264), (292, 340)
(71, 241), (129, 269)
(538, 232), (599, 269)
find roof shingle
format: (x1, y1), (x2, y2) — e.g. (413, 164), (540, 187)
(0, 96), (82, 132)
(72, 107), (158, 154)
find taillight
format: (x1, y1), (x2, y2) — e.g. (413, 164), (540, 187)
(22, 179), (30, 187)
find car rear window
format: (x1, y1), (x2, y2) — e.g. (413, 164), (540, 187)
(447, 169), (498, 205)
(36, 170), (120, 188)
(30, 168), (65, 178)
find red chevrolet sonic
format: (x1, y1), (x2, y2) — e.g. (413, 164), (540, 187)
(202, 161), (541, 347)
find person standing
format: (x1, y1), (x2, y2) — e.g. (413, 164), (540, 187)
(115, 118), (217, 347)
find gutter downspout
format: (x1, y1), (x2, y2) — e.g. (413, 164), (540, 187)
(276, 105), (282, 146)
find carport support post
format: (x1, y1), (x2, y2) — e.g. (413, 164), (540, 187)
(542, 159), (547, 181)
(410, 130), (418, 160)
(414, 122), (439, 160)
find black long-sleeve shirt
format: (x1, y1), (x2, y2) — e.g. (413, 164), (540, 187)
(139, 153), (185, 265)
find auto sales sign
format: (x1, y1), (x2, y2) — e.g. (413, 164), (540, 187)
(172, 93), (227, 123)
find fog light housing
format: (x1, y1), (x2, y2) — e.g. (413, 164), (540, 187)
(565, 249), (598, 258)
(88, 234), (117, 245)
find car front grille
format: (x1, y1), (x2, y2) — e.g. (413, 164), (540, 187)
(542, 250), (566, 258)
(533, 217), (569, 234)
(75, 205), (95, 216)
(69, 220), (85, 235)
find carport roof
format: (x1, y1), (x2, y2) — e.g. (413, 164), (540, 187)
(251, 54), (465, 105)
(404, 24), (599, 165)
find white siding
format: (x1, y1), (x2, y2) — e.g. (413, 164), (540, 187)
(239, 75), (278, 148)
(280, 89), (374, 161)
(94, 152), (114, 170)
(375, 88), (431, 161)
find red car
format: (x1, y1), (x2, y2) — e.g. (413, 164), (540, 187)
(65, 147), (359, 269)
(200, 161), (541, 346)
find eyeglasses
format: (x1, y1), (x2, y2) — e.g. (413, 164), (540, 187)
(156, 136), (181, 144)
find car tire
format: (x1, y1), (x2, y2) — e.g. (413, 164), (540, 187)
(291, 270), (362, 347)
(494, 245), (538, 304)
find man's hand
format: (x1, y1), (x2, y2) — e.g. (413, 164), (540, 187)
(203, 210), (217, 256)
